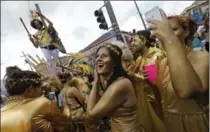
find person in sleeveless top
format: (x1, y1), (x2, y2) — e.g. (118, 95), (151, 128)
(82, 44), (144, 132)
(147, 9), (209, 132)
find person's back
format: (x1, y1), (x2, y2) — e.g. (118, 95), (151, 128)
(1, 97), (70, 132)
(2, 110), (30, 132)
(62, 77), (88, 121)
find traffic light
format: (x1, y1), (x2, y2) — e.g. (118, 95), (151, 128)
(94, 9), (108, 30)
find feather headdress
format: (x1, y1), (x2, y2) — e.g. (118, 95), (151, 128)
(29, 10), (41, 21)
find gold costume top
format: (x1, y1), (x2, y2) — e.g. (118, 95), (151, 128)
(34, 26), (53, 47)
(111, 104), (144, 132)
(106, 76), (165, 132)
(156, 51), (209, 132)
(1, 96), (70, 132)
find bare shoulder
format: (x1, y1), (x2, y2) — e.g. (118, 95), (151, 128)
(32, 97), (52, 106)
(110, 78), (133, 93)
(63, 87), (76, 97)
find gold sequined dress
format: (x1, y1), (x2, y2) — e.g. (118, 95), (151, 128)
(1, 96), (70, 132)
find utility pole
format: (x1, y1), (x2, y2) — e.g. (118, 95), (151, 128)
(104, 0), (120, 32)
(134, 0), (147, 30)
(20, 51), (34, 71)
(103, 0), (128, 44)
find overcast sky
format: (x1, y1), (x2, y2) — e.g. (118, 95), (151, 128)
(1, 1), (194, 78)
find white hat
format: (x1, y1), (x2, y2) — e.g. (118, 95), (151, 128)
(29, 10), (41, 22)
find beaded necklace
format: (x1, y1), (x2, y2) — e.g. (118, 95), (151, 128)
(2, 96), (27, 112)
(4, 95), (26, 103)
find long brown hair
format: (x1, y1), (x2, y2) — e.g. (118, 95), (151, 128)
(96, 44), (129, 87)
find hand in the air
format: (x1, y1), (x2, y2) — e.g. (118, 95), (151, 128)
(147, 8), (176, 45)
(35, 11), (43, 17)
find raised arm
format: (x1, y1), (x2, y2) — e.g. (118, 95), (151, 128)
(72, 87), (86, 102)
(36, 12), (53, 26)
(147, 9), (207, 99)
(87, 79), (130, 120)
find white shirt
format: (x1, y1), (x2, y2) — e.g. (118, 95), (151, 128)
(197, 25), (205, 38)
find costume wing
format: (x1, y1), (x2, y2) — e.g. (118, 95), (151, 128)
(52, 39), (66, 54)
(48, 26), (66, 53)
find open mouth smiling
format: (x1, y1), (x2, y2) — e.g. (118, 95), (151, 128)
(97, 63), (105, 69)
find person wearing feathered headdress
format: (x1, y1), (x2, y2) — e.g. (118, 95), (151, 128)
(28, 10), (66, 76)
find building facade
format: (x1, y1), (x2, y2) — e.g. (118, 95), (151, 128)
(80, 30), (133, 59)
(181, 1), (209, 21)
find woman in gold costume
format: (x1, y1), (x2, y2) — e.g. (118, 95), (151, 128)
(1, 66), (71, 132)
(146, 9), (209, 132)
(83, 44), (144, 132)
(62, 77), (89, 120)
(57, 71), (90, 131)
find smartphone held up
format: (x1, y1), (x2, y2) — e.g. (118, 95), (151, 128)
(145, 6), (162, 21)
(145, 6), (162, 36)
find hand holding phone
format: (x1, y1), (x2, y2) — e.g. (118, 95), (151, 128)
(145, 6), (163, 36)
(145, 6), (162, 21)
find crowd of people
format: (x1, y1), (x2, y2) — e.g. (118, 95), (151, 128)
(192, 16), (209, 52)
(1, 7), (209, 132)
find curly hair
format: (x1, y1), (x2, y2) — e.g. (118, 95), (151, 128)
(4, 66), (42, 96)
(168, 15), (197, 47)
